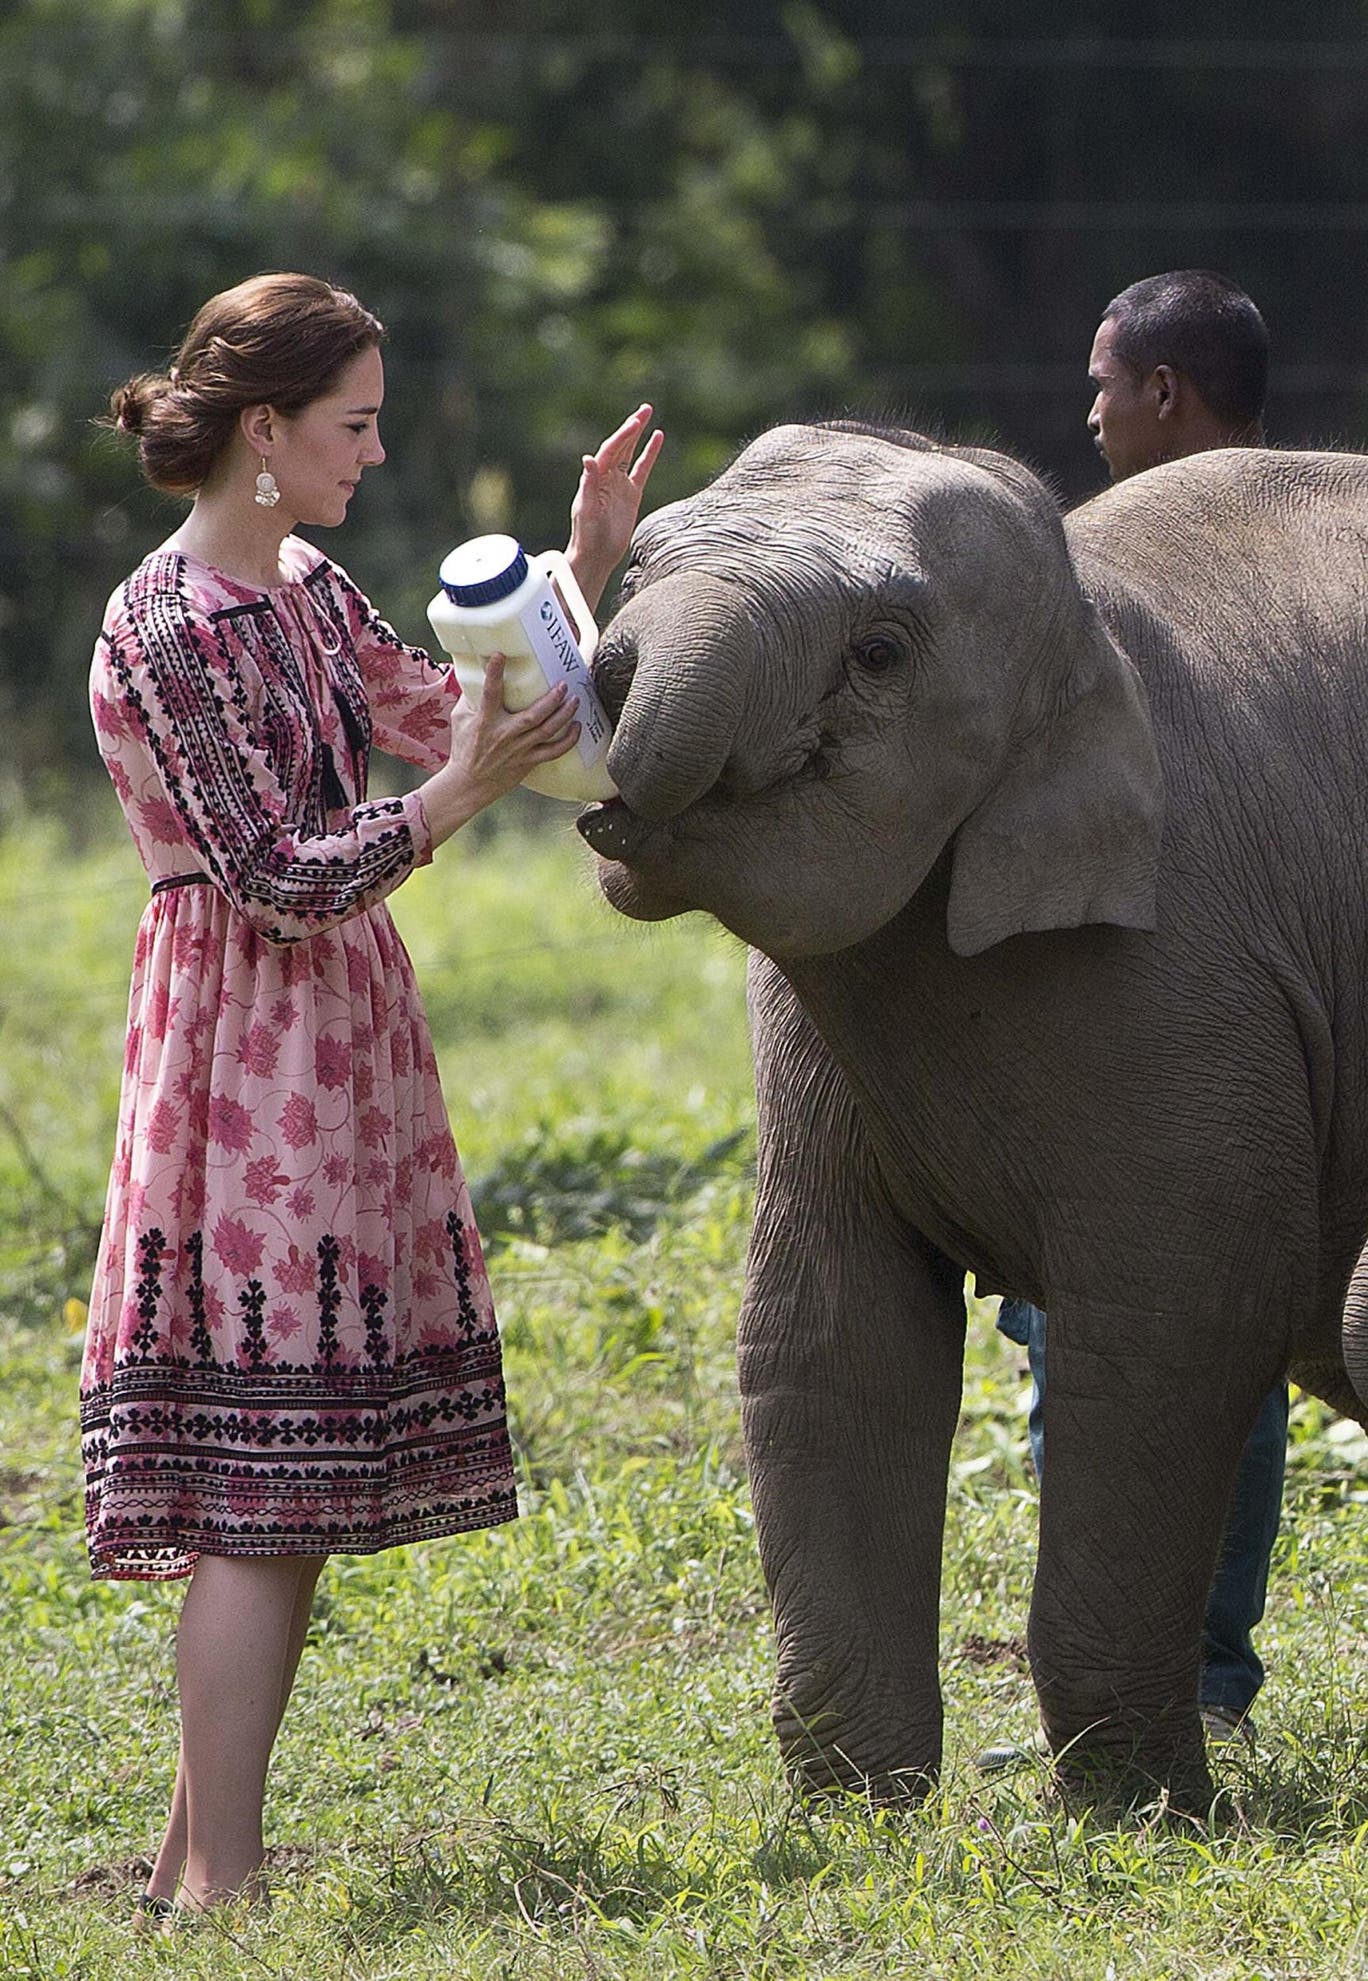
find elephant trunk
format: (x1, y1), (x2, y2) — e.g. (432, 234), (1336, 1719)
(600, 574), (749, 823)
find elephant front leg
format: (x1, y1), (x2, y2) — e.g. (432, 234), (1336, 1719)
(1031, 1286), (1285, 1814)
(739, 962), (967, 1801)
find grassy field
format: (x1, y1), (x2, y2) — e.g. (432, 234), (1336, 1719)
(4, 805), (1368, 1979)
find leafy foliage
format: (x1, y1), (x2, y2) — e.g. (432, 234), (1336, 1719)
(4, 0), (1368, 791)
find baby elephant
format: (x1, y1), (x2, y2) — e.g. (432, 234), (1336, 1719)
(579, 422), (1368, 1811)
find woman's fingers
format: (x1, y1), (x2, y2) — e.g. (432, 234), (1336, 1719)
(593, 402), (653, 467)
(492, 679), (579, 761)
(455, 660), (580, 771)
(474, 657), (565, 731)
(509, 680), (570, 728)
(629, 425), (665, 490)
(521, 699), (580, 760)
(515, 682), (580, 760)
(529, 719), (581, 762)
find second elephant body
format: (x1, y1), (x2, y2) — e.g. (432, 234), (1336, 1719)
(580, 431), (1368, 1807)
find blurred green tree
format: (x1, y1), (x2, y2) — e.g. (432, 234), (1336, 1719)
(0, 0), (877, 790)
(3, 0), (1367, 793)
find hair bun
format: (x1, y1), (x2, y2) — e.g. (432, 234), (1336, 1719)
(108, 371), (169, 437)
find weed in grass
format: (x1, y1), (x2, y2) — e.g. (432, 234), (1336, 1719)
(472, 1121), (752, 1250)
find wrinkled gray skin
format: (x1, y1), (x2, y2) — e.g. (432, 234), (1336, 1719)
(577, 424), (1368, 1812)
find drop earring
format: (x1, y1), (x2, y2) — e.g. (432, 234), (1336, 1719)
(254, 457), (280, 509)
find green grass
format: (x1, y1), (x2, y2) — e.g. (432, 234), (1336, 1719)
(4, 806), (1368, 1977)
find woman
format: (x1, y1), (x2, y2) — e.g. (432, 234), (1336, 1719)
(85, 271), (660, 1922)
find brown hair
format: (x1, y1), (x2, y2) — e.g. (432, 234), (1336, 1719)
(106, 273), (386, 496)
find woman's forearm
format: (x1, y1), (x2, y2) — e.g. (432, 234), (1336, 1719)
(416, 761), (498, 850)
(565, 543), (616, 617)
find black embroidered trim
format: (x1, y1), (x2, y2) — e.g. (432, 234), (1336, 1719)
(239, 1279), (269, 1370)
(129, 1229), (165, 1360)
(186, 1230), (212, 1363)
(361, 1282), (390, 1370)
(150, 872), (212, 896)
(446, 1212), (481, 1338)
(316, 1233), (342, 1367)
(207, 597), (276, 625)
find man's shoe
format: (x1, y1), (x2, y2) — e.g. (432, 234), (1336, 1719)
(1201, 1703), (1256, 1753)
(974, 1723), (1050, 1775)
(976, 1706), (1254, 1775)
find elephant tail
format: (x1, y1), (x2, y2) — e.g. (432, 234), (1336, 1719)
(1337, 1243), (1368, 1424)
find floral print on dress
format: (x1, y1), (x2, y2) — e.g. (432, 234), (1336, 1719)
(82, 539), (517, 1579)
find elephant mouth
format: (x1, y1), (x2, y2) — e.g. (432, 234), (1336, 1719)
(577, 798), (697, 921)
(576, 795), (642, 862)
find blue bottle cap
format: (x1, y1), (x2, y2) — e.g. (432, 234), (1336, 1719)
(438, 534), (530, 607)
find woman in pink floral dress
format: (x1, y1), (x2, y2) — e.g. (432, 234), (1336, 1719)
(87, 271), (660, 1922)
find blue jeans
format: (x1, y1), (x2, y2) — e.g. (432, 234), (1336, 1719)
(997, 1299), (1287, 1718)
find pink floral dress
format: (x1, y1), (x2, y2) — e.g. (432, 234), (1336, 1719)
(82, 536), (517, 1579)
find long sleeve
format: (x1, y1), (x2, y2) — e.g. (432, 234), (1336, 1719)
(324, 563), (458, 775)
(100, 560), (434, 944)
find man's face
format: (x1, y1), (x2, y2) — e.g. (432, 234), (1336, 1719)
(1087, 317), (1163, 482)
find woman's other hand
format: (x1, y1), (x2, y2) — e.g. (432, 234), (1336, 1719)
(567, 403), (664, 613)
(421, 656), (580, 844)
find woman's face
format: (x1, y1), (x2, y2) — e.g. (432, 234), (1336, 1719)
(271, 344), (387, 527)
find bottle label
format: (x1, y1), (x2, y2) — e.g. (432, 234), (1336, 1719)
(524, 593), (611, 768)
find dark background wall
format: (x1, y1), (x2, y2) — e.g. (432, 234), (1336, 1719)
(3, 0), (1366, 792)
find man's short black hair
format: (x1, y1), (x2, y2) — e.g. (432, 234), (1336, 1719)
(1102, 270), (1268, 429)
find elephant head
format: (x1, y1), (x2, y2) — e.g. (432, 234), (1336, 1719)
(579, 423), (1164, 959)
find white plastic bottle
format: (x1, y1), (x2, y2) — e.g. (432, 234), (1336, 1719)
(426, 534), (617, 801)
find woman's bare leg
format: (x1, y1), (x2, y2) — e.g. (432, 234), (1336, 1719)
(144, 1555), (327, 1906)
(174, 1554), (317, 1909)
(145, 1748), (187, 1904)
(276, 1557), (327, 1726)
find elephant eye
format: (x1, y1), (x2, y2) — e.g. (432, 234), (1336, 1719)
(851, 636), (902, 676)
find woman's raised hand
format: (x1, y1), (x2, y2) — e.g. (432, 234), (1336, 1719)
(567, 403), (664, 612)
(421, 656), (580, 846)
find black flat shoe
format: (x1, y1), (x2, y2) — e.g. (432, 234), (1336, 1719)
(132, 1893), (177, 1937)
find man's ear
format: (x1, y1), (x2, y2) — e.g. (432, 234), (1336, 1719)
(1151, 364), (1180, 422)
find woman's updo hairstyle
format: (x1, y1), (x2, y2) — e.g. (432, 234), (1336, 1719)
(107, 273), (386, 496)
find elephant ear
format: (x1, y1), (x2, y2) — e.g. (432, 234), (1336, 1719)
(945, 601), (1164, 958)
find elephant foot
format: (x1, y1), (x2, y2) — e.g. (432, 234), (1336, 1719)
(787, 1750), (936, 1807)
(1043, 1718), (1216, 1824)
(773, 1679), (940, 1806)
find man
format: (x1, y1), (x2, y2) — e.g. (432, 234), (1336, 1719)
(1085, 268), (1268, 480)
(981, 271), (1286, 1770)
